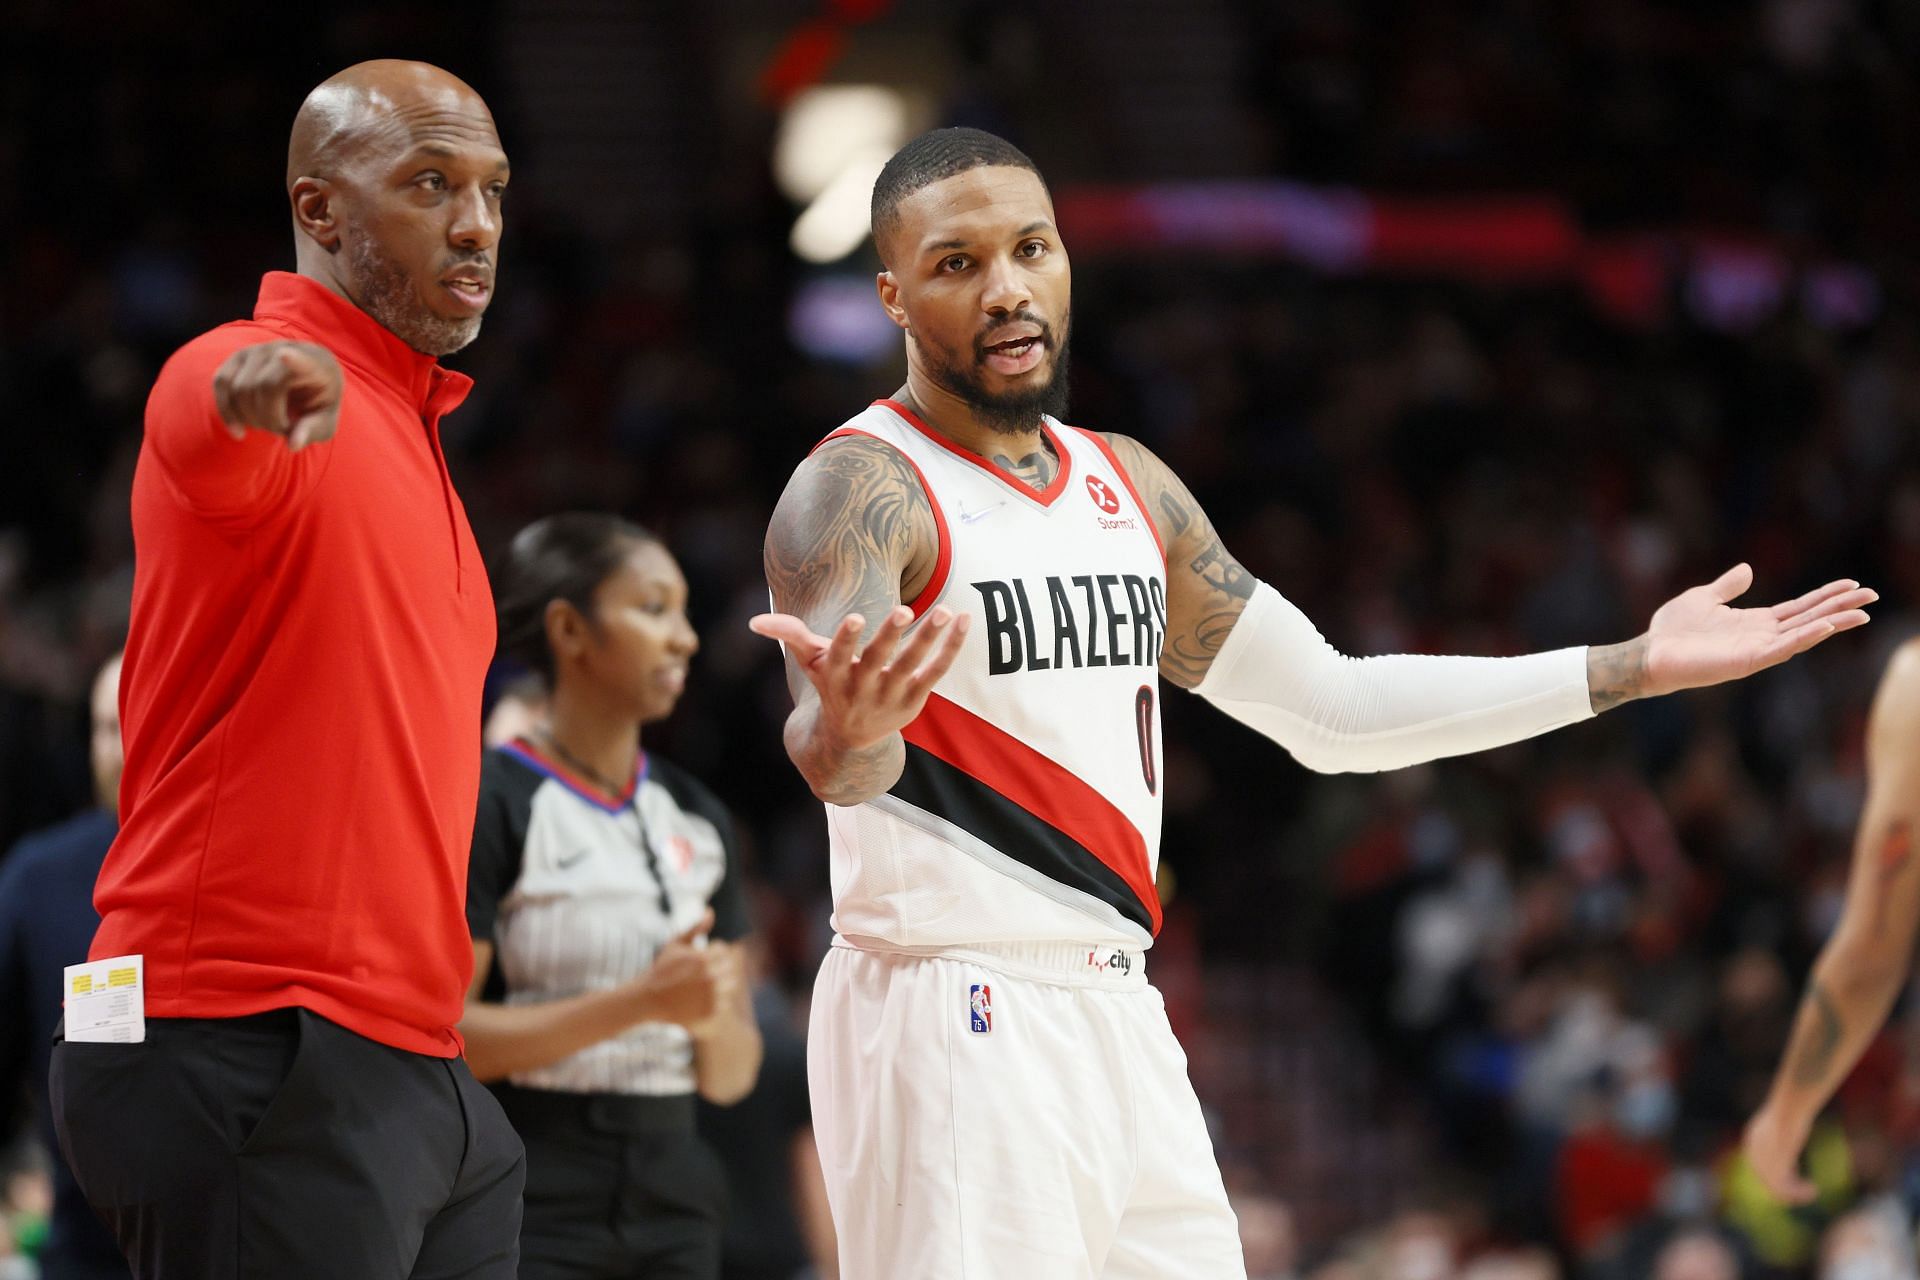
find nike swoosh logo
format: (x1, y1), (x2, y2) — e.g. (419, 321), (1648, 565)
(555, 848), (591, 870)
(959, 504), (1003, 524)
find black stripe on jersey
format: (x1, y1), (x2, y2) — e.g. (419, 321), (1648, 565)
(889, 744), (1156, 934)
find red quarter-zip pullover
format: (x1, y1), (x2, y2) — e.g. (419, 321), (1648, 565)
(92, 272), (495, 1057)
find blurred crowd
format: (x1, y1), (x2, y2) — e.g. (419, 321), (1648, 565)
(9, 1), (1920, 1277)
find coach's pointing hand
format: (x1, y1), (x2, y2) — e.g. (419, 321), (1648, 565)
(212, 341), (343, 452)
(750, 605), (969, 751)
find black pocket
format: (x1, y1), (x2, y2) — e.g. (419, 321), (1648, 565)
(196, 1008), (313, 1156)
(48, 1033), (152, 1191)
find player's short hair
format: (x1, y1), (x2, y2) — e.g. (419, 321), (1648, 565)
(870, 127), (1047, 262)
(495, 512), (661, 684)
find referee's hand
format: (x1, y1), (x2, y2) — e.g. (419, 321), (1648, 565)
(688, 940), (748, 1041)
(634, 910), (719, 1028)
(212, 341), (343, 452)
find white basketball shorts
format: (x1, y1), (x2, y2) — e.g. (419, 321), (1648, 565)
(808, 938), (1247, 1280)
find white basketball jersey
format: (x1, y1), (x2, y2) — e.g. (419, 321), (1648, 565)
(819, 399), (1168, 950)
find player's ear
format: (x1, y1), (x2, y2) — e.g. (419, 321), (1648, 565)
(291, 176), (341, 253)
(876, 271), (909, 331)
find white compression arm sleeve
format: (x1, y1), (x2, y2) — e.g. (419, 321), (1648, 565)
(1192, 581), (1595, 774)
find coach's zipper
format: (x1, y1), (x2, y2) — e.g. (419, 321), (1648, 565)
(424, 367), (466, 595)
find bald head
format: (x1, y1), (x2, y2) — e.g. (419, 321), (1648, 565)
(288, 60), (494, 190)
(284, 60), (508, 356)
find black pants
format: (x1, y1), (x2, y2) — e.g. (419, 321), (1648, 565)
(493, 1083), (726, 1280)
(50, 1007), (525, 1280)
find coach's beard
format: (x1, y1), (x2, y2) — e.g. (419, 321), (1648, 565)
(924, 321), (1072, 436)
(347, 234), (485, 357)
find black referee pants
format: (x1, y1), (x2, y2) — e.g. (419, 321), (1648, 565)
(494, 1083), (726, 1280)
(50, 1007), (525, 1280)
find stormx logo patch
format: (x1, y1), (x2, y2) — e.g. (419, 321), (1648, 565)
(1085, 475), (1121, 514)
(968, 983), (992, 1034)
(1086, 475), (1139, 530)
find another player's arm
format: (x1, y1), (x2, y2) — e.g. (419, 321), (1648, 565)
(756, 436), (966, 806)
(1103, 432), (1874, 771)
(1743, 641), (1920, 1202)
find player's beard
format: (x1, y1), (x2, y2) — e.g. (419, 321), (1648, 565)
(347, 233), (485, 357)
(920, 311), (1072, 435)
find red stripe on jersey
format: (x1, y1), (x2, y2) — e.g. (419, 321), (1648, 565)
(873, 399), (1074, 508)
(1070, 427), (1167, 565)
(810, 428), (954, 621)
(903, 693), (1162, 934)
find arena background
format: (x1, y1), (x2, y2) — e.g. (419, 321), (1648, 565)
(6, 2), (1920, 1277)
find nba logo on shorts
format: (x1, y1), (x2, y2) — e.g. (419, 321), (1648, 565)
(968, 983), (992, 1034)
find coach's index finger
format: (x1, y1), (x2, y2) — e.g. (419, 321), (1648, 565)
(211, 341), (341, 444)
(277, 343), (343, 401)
(213, 344), (272, 439)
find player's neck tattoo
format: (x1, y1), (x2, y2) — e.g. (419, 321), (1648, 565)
(899, 387), (1060, 494)
(988, 438), (1057, 493)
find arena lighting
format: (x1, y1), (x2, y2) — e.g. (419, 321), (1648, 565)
(773, 84), (910, 203)
(790, 146), (890, 264)
(788, 273), (901, 362)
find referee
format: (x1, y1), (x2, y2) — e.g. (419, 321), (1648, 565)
(462, 513), (762, 1280)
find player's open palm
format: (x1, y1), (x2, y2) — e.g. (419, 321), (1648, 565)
(1643, 563), (1875, 695)
(212, 340), (343, 451)
(750, 605), (970, 750)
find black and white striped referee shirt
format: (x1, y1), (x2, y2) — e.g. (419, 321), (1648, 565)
(466, 739), (749, 1096)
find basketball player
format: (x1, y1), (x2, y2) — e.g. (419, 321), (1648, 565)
(1742, 639), (1920, 1203)
(751, 128), (1876, 1279)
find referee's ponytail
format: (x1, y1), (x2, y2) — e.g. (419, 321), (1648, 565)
(494, 512), (660, 684)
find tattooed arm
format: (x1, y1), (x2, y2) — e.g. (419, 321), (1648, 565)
(1100, 434), (1253, 689)
(1103, 433), (1872, 769)
(755, 435), (968, 806)
(1743, 640), (1920, 1203)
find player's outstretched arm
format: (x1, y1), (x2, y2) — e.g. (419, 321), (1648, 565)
(1743, 641), (1920, 1203)
(1104, 431), (1874, 772)
(752, 435), (967, 806)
